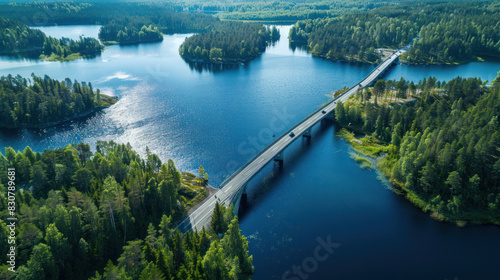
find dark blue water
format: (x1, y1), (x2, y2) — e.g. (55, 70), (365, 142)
(1, 25), (499, 279)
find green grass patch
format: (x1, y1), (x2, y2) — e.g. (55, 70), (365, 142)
(185, 188), (208, 209)
(337, 128), (388, 157)
(349, 152), (373, 169)
(40, 52), (84, 62)
(102, 41), (119, 45)
(180, 171), (211, 210)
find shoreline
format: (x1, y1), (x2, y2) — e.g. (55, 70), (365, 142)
(0, 99), (117, 129)
(101, 38), (164, 45)
(336, 128), (500, 227)
(181, 56), (259, 65)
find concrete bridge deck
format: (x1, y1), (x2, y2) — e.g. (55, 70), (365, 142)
(176, 47), (407, 232)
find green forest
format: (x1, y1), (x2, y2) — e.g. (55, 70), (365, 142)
(179, 23), (280, 63)
(335, 74), (500, 225)
(0, 16), (103, 61)
(212, 0), (395, 21)
(0, 141), (254, 279)
(289, 1), (500, 64)
(0, 1), (385, 23)
(0, 74), (116, 128)
(99, 22), (163, 45)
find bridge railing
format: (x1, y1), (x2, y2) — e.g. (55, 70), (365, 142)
(218, 48), (406, 193)
(359, 50), (401, 86)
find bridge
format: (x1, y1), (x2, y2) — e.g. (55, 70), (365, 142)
(176, 47), (407, 232)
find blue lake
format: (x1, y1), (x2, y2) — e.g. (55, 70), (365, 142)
(1, 25), (499, 279)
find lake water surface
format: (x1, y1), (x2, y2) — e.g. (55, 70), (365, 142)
(1, 25), (499, 279)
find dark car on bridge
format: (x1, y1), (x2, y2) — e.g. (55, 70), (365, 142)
(322, 110), (326, 114)
(289, 132), (295, 137)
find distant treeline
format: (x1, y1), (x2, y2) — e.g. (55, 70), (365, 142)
(0, 74), (115, 128)
(0, 2), (179, 26)
(0, 141), (254, 279)
(336, 74), (500, 224)
(0, 0), (365, 24)
(179, 23), (280, 63)
(181, 0), (397, 21)
(0, 16), (103, 61)
(290, 1), (500, 64)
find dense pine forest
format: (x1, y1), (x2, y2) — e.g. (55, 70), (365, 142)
(0, 74), (116, 128)
(179, 23), (280, 63)
(0, 142), (253, 279)
(0, 16), (103, 61)
(335, 74), (500, 225)
(289, 1), (500, 64)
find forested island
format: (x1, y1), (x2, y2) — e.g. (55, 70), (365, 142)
(99, 22), (163, 45)
(0, 3), (217, 46)
(335, 73), (500, 225)
(97, 10), (223, 44)
(179, 23), (280, 64)
(0, 16), (103, 62)
(289, 1), (500, 64)
(0, 2), (220, 43)
(0, 2), (280, 62)
(0, 74), (116, 128)
(0, 141), (253, 279)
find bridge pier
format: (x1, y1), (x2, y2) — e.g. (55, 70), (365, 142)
(274, 150), (284, 164)
(231, 183), (247, 216)
(303, 128), (311, 138)
(326, 111), (335, 120)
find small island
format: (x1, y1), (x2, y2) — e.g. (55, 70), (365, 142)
(0, 16), (103, 62)
(99, 22), (163, 45)
(0, 74), (117, 128)
(179, 23), (280, 64)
